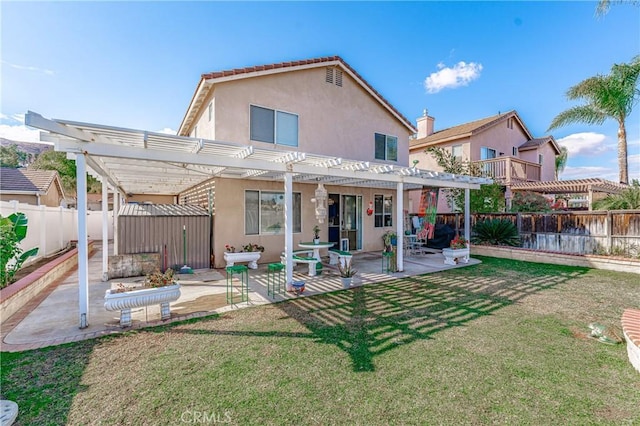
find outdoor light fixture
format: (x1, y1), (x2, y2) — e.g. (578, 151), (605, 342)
(311, 182), (328, 223)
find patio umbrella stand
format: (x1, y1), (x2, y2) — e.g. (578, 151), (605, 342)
(179, 225), (194, 274)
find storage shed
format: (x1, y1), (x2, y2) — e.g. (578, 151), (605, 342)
(117, 203), (211, 270)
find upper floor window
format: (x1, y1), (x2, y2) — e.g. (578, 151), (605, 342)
(481, 147), (496, 160)
(208, 102), (213, 122)
(512, 147), (518, 157)
(507, 118), (514, 129)
(250, 105), (299, 147)
(538, 154), (544, 165)
(194, 125), (198, 138)
(452, 145), (463, 161)
(374, 133), (398, 161)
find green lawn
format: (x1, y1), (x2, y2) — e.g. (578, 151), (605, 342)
(2, 256), (639, 425)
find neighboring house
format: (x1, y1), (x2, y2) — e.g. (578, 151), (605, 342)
(408, 110), (561, 212)
(0, 167), (65, 207)
(177, 56), (417, 267)
(87, 193), (114, 211)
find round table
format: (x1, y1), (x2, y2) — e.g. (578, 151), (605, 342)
(298, 241), (335, 260)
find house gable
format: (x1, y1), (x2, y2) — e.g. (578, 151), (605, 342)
(180, 56), (415, 166)
(178, 56), (416, 137)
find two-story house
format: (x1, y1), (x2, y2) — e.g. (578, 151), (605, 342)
(408, 110), (561, 212)
(175, 56), (422, 267)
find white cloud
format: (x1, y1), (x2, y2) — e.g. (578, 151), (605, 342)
(2, 60), (54, 76)
(157, 127), (177, 135)
(556, 132), (611, 156)
(561, 165), (618, 181)
(0, 124), (41, 143)
(424, 61), (483, 94)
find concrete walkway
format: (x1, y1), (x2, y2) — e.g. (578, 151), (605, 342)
(0, 242), (478, 352)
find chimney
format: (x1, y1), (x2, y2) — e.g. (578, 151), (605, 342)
(416, 109), (435, 139)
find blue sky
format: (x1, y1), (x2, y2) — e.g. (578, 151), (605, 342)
(2, 1), (639, 182)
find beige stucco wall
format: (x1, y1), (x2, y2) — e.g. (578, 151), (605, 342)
(191, 67), (412, 166)
(467, 121), (529, 161)
(519, 143), (558, 181)
(0, 193), (38, 205)
(40, 184), (63, 207)
(212, 177), (404, 268)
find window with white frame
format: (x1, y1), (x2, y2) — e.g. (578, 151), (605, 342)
(452, 144), (463, 161)
(481, 147), (496, 160)
(512, 146), (518, 157)
(194, 125), (198, 138)
(374, 194), (393, 227)
(538, 154), (543, 165)
(245, 190), (301, 235)
(374, 133), (398, 161)
(250, 105), (298, 147)
(208, 102), (213, 122)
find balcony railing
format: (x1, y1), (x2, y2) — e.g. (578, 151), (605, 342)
(473, 157), (541, 183)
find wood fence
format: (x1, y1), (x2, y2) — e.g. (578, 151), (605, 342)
(436, 210), (640, 257)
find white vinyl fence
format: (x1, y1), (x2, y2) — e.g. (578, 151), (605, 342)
(0, 200), (113, 264)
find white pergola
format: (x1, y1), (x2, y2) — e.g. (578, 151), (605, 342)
(26, 111), (492, 329)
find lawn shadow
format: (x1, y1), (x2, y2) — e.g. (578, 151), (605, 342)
(277, 264), (588, 372)
(0, 339), (99, 425)
(158, 262), (589, 373)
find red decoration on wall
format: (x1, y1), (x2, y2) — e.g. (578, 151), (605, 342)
(366, 201), (373, 216)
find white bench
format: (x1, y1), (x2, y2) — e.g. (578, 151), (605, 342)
(329, 249), (352, 267)
(280, 250), (320, 276)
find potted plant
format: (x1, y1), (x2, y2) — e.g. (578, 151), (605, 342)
(313, 225), (321, 244)
(382, 231), (397, 252)
(224, 243), (262, 269)
(442, 235), (470, 265)
(104, 268), (181, 327)
(337, 258), (357, 288)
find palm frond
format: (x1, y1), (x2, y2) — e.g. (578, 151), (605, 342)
(547, 106), (607, 131)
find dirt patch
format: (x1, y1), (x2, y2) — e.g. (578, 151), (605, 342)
(10, 248), (73, 284)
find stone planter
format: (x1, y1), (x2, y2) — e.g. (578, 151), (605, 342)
(223, 251), (261, 269)
(341, 277), (353, 288)
(104, 283), (181, 327)
(442, 248), (470, 265)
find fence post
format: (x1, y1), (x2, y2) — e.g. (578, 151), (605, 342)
(39, 205), (46, 259)
(606, 210), (613, 253)
(59, 206), (64, 250)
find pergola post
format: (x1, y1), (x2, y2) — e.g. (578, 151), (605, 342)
(101, 179), (109, 281)
(284, 172), (293, 291)
(464, 188), (471, 242)
(112, 188), (119, 255)
(76, 153), (89, 329)
(396, 181), (404, 272)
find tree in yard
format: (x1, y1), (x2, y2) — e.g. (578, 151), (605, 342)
(426, 147), (505, 213)
(548, 56), (640, 184)
(0, 144), (26, 168)
(555, 146), (568, 180)
(510, 191), (551, 213)
(30, 150), (101, 195)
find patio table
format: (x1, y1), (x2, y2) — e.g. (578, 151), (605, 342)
(298, 241), (335, 261)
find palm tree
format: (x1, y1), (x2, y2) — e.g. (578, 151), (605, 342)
(555, 146), (568, 180)
(548, 56), (640, 184)
(593, 180), (640, 210)
(596, 0), (639, 17)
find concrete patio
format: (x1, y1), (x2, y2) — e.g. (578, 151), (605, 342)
(0, 242), (479, 352)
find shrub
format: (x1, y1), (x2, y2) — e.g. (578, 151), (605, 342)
(471, 219), (521, 246)
(510, 191), (551, 212)
(1, 212), (38, 288)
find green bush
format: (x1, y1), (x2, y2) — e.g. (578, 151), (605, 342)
(471, 219), (521, 246)
(1, 212), (38, 288)
(510, 191), (551, 212)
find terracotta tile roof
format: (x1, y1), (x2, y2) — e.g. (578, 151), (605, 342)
(410, 111), (516, 148)
(0, 168), (40, 192)
(20, 169), (58, 192)
(181, 56), (415, 134)
(519, 137), (550, 150)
